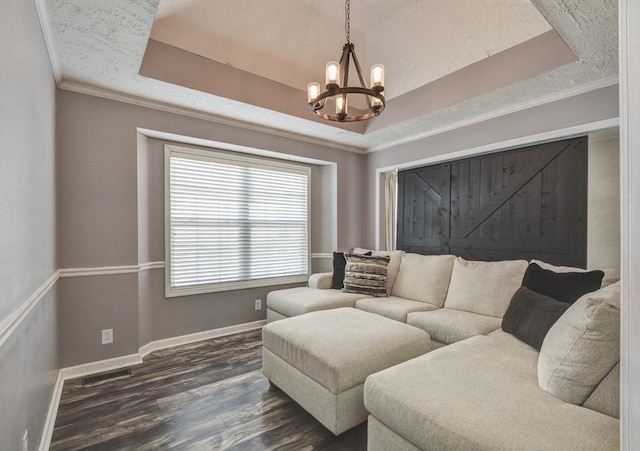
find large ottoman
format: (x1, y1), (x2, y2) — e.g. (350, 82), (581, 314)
(262, 307), (430, 435)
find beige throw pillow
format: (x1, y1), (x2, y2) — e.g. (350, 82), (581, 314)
(391, 253), (456, 307)
(538, 282), (620, 405)
(443, 257), (528, 318)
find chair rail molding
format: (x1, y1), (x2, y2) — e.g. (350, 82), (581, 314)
(0, 271), (58, 348)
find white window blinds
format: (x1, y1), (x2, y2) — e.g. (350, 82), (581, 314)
(165, 146), (310, 297)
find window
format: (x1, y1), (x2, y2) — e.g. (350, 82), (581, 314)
(165, 145), (310, 297)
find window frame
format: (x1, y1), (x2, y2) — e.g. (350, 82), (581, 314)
(164, 144), (311, 298)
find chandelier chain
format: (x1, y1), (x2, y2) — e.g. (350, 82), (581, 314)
(345, 0), (351, 43)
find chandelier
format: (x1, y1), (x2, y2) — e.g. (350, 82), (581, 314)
(307, 0), (385, 122)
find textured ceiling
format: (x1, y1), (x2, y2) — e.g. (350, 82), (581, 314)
(39, 0), (618, 152)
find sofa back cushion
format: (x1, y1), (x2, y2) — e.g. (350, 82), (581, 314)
(353, 248), (404, 294)
(538, 282), (620, 407)
(391, 253), (456, 307)
(444, 257), (528, 318)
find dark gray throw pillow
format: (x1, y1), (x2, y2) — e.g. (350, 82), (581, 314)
(331, 252), (347, 289)
(522, 263), (604, 303)
(502, 286), (570, 350)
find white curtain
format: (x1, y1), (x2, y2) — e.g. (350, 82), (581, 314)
(384, 171), (397, 251)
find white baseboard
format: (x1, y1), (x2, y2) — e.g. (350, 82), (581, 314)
(38, 353), (142, 451)
(38, 371), (64, 451)
(58, 354), (144, 381)
(139, 320), (266, 357)
(39, 319), (266, 450)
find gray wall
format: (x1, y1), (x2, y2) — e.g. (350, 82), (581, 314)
(0, 0), (59, 449)
(55, 89), (366, 365)
(588, 135), (620, 269)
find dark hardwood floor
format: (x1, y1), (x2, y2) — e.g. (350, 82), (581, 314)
(50, 329), (367, 450)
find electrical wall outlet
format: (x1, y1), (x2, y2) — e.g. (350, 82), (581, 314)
(22, 430), (28, 451)
(101, 329), (113, 344)
(254, 299), (262, 310)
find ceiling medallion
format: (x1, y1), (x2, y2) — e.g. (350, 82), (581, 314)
(307, 0), (385, 122)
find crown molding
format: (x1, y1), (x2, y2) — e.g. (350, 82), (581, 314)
(367, 76), (619, 154)
(34, 0), (63, 85)
(57, 80), (367, 155)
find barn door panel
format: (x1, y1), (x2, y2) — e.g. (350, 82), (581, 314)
(396, 165), (449, 255)
(397, 137), (588, 267)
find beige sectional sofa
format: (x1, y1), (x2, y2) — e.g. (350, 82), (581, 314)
(265, 249), (620, 450)
(268, 249), (531, 349)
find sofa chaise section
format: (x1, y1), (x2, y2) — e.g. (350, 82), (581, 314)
(365, 280), (621, 450)
(364, 330), (620, 451)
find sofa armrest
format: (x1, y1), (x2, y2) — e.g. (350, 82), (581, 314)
(308, 272), (333, 289)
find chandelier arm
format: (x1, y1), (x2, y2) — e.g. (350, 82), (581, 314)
(348, 45), (373, 110)
(337, 44), (352, 120)
(339, 44), (351, 88)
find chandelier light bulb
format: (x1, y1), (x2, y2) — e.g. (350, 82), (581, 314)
(336, 95), (347, 115)
(307, 82), (320, 103)
(326, 61), (340, 88)
(371, 64), (385, 89)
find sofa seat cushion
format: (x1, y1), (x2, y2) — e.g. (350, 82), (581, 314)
(263, 308), (430, 394)
(266, 287), (367, 318)
(407, 308), (502, 345)
(444, 257), (528, 318)
(364, 331), (620, 451)
(355, 296), (439, 322)
(391, 253), (456, 307)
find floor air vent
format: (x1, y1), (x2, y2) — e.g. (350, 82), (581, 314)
(81, 368), (132, 386)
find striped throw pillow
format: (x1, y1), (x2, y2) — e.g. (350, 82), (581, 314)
(342, 251), (390, 297)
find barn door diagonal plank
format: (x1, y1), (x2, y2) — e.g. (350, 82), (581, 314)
(457, 142), (571, 239)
